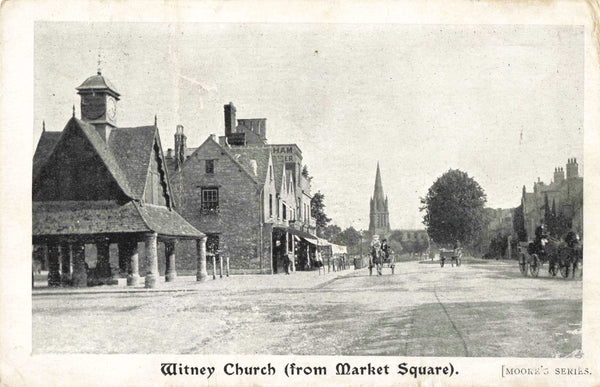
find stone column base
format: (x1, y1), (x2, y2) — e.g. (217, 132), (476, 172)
(165, 271), (177, 282)
(127, 274), (141, 286)
(196, 272), (207, 282)
(145, 272), (158, 288)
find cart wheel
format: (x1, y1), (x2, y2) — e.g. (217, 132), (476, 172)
(530, 254), (540, 277)
(519, 254), (528, 276)
(560, 264), (570, 278)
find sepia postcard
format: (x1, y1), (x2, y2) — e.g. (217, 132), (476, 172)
(1, 0), (599, 386)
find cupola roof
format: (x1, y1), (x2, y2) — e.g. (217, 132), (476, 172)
(76, 71), (120, 97)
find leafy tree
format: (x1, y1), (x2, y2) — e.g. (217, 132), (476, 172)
(338, 226), (361, 248)
(301, 165), (312, 180)
(546, 199), (572, 238)
(322, 224), (342, 241)
(420, 169), (487, 246)
(512, 204), (527, 242)
(311, 191), (331, 237)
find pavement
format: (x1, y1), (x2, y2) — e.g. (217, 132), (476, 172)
(32, 265), (355, 295)
(32, 260), (582, 356)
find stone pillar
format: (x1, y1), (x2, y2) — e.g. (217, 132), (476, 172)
(96, 241), (111, 279)
(60, 243), (72, 286)
(144, 233), (159, 288)
(71, 243), (87, 287)
(196, 237), (208, 282)
(47, 242), (61, 287)
(118, 241), (129, 276)
(165, 240), (177, 282)
(291, 239), (296, 272)
(212, 255), (217, 280)
(226, 256), (230, 277)
(219, 254), (223, 278)
(127, 240), (141, 286)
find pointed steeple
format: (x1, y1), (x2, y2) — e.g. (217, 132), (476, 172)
(369, 162), (390, 234)
(373, 161), (385, 207)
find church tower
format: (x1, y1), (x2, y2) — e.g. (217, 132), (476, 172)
(369, 162), (390, 235)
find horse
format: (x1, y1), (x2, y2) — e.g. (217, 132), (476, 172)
(369, 245), (383, 276)
(545, 231), (582, 278)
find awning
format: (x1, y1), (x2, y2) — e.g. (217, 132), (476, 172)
(331, 244), (347, 254)
(275, 225), (318, 241)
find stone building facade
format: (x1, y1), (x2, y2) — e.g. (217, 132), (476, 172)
(166, 102), (319, 274)
(368, 162), (390, 236)
(520, 158), (583, 239)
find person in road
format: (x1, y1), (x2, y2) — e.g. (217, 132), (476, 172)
(370, 235), (382, 276)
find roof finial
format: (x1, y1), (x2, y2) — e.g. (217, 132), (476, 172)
(72, 105), (76, 117)
(42, 120), (45, 132)
(154, 114), (157, 126)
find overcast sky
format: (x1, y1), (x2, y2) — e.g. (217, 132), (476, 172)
(34, 22), (583, 230)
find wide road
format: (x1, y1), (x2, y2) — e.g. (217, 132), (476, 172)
(33, 260), (582, 357)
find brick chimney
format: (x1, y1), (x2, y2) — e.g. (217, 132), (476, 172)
(174, 125), (186, 169)
(553, 167), (564, 183)
(224, 102), (236, 137)
(566, 158), (579, 179)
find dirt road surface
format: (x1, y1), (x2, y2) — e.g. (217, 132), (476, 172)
(33, 260), (582, 357)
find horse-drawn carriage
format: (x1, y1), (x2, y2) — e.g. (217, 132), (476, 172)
(518, 231), (582, 278)
(439, 248), (462, 267)
(369, 240), (394, 275)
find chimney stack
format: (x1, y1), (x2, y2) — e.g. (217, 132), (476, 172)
(554, 167), (564, 183)
(224, 102), (236, 137)
(566, 157), (579, 179)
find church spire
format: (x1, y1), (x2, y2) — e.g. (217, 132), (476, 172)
(369, 162), (390, 235)
(373, 161), (385, 206)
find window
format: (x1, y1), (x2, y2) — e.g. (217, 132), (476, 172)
(205, 159), (215, 174)
(283, 203), (287, 220)
(269, 194), (273, 217)
(201, 187), (219, 211)
(269, 165), (273, 180)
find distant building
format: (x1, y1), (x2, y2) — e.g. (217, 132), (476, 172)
(166, 103), (319, 274)
(521, 158), (583, 239)
(32, 71), (206, 288)
(368, 162), (390, 236)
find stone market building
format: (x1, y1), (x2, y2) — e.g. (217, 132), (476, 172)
(33, 71), (208, 288)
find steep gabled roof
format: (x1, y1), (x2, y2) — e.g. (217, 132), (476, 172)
(73, 118), (134, 198)
(109, 126), (157, 199)
(229, 146), (271, 184)
(33, 118), (134, 198)
(185, 137), (261, 186)
(33, 131), (61, 178)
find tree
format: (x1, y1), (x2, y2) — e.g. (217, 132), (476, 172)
(322, 224), (342, 241)
(311, 191), (331, 237)
(301, 165), (312, 180)
(420, 169), (487, 246)
(513, 204), (527, 242)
